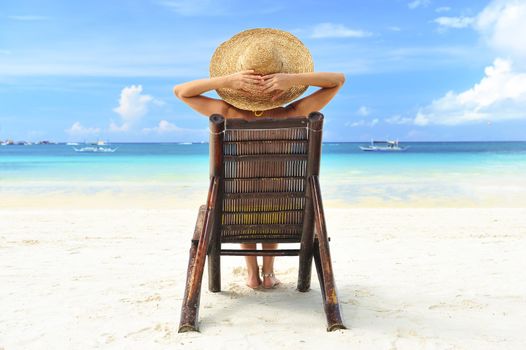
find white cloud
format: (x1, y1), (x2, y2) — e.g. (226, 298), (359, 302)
(142, 120), (208, 141)
(430, 0), (526, 60)
(111, 85), (156, 131)
(419, 0), (526, 127)
(8, 15), (50, 21)
(109, 122), (130, 132)
(357, 106), (371, 116)
(157, 0), (282, 16)
(113, 85), (153, 120)
(311, 23), (372, 39)
(475, 0), (526, 60)
(435, 6), (451, 13)
(414, 58), (526, 125)
(408, 0), (431, 10)
(158, 0), (224, 16)
(65, 122), (101, 135)
(385, 115), (414, 125)
(143, 120), (182, 133)
(434, 16), (475, 29)
(387, 26), (402, 32)
(345, 118), (379, 127)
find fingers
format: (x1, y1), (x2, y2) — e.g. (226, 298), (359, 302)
(240, 70), (262, 79)
(271, 90), (286, 101)
(262, 73), (276, 80)
(263, 81), (278, 93)
(240, 81), (265, 93)
(243, 76), (262, 83)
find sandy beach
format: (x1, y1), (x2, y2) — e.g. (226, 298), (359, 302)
(1, 207), (525, 349)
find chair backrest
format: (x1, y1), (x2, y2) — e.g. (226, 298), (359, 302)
(208, 113), (324, 244)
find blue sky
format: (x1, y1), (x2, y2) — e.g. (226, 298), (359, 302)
(1, 0), (526, 142)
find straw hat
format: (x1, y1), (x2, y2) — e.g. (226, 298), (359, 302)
(210, 28), (314, 112)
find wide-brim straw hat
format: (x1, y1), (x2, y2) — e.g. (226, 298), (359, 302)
(210, 28), (314, 112)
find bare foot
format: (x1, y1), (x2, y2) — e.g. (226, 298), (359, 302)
(246, 273), (262, 289)
(262, 272), (280, 289)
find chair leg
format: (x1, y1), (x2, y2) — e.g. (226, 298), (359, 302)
(298, 202), (315, 292)
(313, 239), (325, 300)
(297, 245), (313, 292)
(178, 207), (214, 332)
(310, 176), (346, 331)
(207, 235), (221, 292)
(314, 238), (346, 332)
(178, 240), (201, 332)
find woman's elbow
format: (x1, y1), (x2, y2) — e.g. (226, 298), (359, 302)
(173, 85), (183, 99)
(336, 73), (345, 87)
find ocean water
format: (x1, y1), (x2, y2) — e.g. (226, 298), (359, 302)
(1, 142), (526, 207)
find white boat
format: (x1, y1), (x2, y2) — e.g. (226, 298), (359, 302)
(73, 146), (118, 153)
(360, 140), (408, 152)
(66, 142), (79, 146)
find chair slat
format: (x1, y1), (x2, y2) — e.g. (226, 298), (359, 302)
(221, 236), (302, 243)
(225, 117), (308, 130)
(224, 140), (308, 156)
(223, 178), (305, 193)
(223, 196), (305, 213)
(224, 159), (307, 178)
(221, 222), (303, 243)
(224, 154), (307, 161)
(224, 127), (307, 141)
(223, 192), (304, 199)
(222, 210), (304, 225)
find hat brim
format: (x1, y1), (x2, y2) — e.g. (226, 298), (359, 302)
(210, 28), (314, 111)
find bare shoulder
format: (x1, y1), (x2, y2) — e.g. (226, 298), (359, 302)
(223, 104), (305, 119)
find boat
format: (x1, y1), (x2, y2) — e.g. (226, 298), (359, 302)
(73, 146), (118, 153)
(360, 140), (408, 152)
(66, 142), (79, 146)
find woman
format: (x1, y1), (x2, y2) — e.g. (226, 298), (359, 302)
(174, 29), (345, 289)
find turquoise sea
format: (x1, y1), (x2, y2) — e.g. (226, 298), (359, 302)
(1, 142), (526, 207)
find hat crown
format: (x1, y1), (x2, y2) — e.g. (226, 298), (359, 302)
(210, 28), (313, 111)
(237, 43), (283, 75)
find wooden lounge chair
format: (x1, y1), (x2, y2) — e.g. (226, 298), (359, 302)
(178, 112), (346, 332)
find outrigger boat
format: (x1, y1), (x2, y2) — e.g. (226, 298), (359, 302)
(360, 140), (407, 152)
(73, 146), (118, 153)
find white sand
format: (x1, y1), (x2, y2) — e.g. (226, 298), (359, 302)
(1, 208), (526, 349)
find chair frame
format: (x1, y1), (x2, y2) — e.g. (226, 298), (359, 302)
(178, 112), (346, 332)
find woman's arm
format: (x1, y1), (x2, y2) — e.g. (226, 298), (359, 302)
(262, 72), (345, 115)
(173, 70), (262, 117)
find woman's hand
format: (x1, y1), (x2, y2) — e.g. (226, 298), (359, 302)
(261, 73), (297, 101)
(224, 70), (263, 93)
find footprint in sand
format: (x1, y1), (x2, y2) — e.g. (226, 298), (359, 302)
(154, 323), (174, 340)
(227, 283), (245, 298)
(22, 239), (40, 245)
(353, 289), (374, 297)
(125, 327), (151, 339)
(136, 294), (162, 303)
(232, 266), (246, 276)
(100, 333), (115, 344)
(428, 299), (487, 310)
